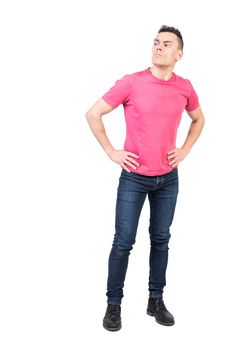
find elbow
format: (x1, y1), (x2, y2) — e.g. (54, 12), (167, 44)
(85, 110), (92, 121)
(85, 110), (96, 126)
(85, 109), (102, 124)
(201, 114), (205, 128)
(197, 110), (205, 128)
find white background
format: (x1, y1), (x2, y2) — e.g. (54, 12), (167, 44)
(0, 0), (233, 349)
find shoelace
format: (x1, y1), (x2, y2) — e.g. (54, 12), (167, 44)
(154, 298), (167, 310)
(107, 305), (120, 317)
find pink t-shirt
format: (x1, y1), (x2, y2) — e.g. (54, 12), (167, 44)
(102, 67), (199, 176)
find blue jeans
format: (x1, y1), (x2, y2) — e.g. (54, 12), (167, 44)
(107, 168), (179, 305)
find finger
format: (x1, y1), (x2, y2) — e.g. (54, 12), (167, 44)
(170, 162), (178, 168)
(126, 156), (140, 166)
(167, 153), (176, 160)
(126, 152), (139, 158)
(168, 158), (178, 166)
(169, 161), (176, 167)
(121, 164), (131, 172)
(124, 159), (137, 169)
(167, 149), (176, 155)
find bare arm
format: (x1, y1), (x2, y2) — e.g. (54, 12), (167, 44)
(167, 106), (205, 168)
(85, 98), (139, 172)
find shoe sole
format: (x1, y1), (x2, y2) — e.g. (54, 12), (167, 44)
(147, 310), (175, 326)
(103, 324), (122, 332)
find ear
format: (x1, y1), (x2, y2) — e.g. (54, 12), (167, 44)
(176, 50), (183, 61)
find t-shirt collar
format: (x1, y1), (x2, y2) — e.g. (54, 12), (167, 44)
(146, 67), (176, 83)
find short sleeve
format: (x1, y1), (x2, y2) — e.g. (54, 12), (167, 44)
(101, 74), (131, 108)
(185, 80), (199, 112)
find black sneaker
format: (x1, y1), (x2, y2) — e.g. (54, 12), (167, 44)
(103, 304), (122, 331)
(147, 297), (175, 326)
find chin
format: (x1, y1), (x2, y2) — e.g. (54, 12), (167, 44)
(152, 58), (163, 64)
(152, 61), (165, 67)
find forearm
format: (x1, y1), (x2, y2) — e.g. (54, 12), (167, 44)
(167, 112), (205, 168)
(86, 110), (139, 172)
(181, 117), (205, 153)
(85, 113), (115, 156)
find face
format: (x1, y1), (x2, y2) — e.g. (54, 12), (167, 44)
(151, 32), (183, 68)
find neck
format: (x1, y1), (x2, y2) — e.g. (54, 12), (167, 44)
(149, 66), (174, 81)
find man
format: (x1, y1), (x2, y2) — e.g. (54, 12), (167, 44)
(85, 25), (205, 331)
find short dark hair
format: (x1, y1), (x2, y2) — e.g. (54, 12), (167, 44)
(158, 25), (184, 50)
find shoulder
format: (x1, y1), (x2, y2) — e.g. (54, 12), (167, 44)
(174, 73), (196, 94)
(120, 68), (147, 79)
(119, 69), (147, 85)
(129, 69), (147, 79)
(175, 73), (193, 86)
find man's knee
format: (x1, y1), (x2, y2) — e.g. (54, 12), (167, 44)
(112, 237), (135, 252)
(150, 230), (171, 250)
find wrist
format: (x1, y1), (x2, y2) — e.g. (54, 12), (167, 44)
(181, 145), (191, 154)
(106, 147), (115, 158)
